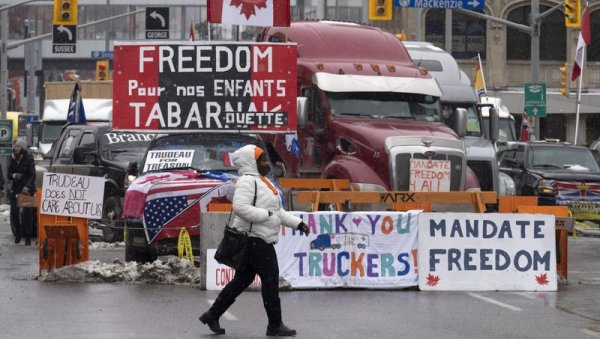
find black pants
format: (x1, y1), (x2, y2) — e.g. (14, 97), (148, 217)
(211, 237), (282, 324)
(10, 192), (33, 238)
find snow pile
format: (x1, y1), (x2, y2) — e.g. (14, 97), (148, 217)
(39, 257), (201, 285)
(89, 241), (125, 249)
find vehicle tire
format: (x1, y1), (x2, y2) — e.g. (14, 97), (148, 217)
(102, 196), (123, 243)
(125, 226), (158, 263)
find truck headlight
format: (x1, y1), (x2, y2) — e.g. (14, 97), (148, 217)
(126, 174), (137, 187)
(537, 179), (555, 195)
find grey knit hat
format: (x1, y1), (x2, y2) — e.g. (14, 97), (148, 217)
(14, 138), (28, 150)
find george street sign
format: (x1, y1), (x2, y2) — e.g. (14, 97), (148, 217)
(145, 7), (170, 40)
(394, 0), (485, 9)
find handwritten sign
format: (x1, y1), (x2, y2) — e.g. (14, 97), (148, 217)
(41, 173), (105, 219)
(418, 213), (557, 291)
(409, 159), (451, 192)
(143, 149), (195, 172)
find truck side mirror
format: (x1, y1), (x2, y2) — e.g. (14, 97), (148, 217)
(454, 108), (467, 138)
(488, 107), (499, 142)
(297, 97), (308, 128)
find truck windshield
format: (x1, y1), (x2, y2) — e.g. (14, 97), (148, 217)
(529, 146), (600, 171)
(326, 92), (441, 122)
(40, 121), (64, 143)
(441, 103), (482, 137)
(141, 134), (263, 175)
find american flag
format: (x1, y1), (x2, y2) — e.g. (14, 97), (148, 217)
(124, 171), (234, 244)
(553, 180), (600, 204)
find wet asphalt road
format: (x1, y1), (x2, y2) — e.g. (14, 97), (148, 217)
(1, 221), (600, 338)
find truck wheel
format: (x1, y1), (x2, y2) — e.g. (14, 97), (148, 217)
(125, 227), (158, 263)
(102, 196), (123, 243)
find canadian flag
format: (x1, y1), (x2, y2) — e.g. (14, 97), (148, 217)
(572, 4), (591, 81)
(208, 0), (290, 27)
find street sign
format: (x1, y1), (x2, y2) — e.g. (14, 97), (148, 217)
(525, 105), (546, 118)
(0, 120), (13, 156)
(394, 0), (485, 9)
(52, 24), (77, 53)
(524, 83), (547, 117)
(91, 51), (114, 59)
(145, 7), (170, 40)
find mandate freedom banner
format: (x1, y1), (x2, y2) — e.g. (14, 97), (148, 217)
(275, 211), (420, 289)
(112, 41), (297, 132)
(418, 213), (557, 291)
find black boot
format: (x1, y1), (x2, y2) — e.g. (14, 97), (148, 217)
(264, 297), (296, 336)
(199, 310), (225, 335)
(266, 322), (297, 336)
(14, 236), (21, 244)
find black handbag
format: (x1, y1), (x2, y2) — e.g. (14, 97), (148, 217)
(214, 180), (257, 270)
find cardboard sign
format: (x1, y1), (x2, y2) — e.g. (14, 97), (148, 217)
(409, 159), (451, 192)
(112, 41), (297, 132)
(143, 149), (195, 172)
(418, 213), (557, 291)
(41, 173), (105, 219)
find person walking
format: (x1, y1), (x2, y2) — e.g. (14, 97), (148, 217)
(8, 139), (36, 245)
(200, 144), (310, 337)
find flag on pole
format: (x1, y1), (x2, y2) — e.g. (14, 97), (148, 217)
(207, 0), (291, 27)
(66, 82), (86, 125)
(474, 53), (487, 99)
(520, 112), (529, 141)
(189, 21), (196, 41)
(572, 3), (591, 81)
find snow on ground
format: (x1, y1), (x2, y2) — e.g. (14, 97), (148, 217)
(38, 257), (201, 284)
(1, 204), (201, 285)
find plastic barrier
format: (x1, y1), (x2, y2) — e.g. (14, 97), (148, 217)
(37, 189), (89, 276)
(278, 178), (350, 211)
(296, 191), (497, 213)
(498, 196), (538, 213)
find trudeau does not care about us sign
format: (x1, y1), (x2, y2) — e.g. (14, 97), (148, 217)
(112, 41), (298, 133)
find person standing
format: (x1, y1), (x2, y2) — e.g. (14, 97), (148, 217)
(8, 139), (36, 245)
(200, 144), (310, 336)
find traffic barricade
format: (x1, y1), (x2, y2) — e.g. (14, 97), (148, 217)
(37, 189), (89, 276)
(296, 191), (497, 213)
(278, 178), (350, 211)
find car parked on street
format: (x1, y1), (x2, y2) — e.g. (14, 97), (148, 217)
(498, 141), (600, 205)
(122, 132), (276, 263)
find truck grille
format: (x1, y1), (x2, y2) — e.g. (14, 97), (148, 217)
(468, 160), (493, 191)
(394, 153), (463, 191)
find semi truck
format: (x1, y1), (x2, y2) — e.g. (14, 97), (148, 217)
(404, 42), (515, 196)
(256, 21), (479, 199)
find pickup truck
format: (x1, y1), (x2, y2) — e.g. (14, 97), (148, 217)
(38, 124), (155, 242)
(122, 132), (275, 263)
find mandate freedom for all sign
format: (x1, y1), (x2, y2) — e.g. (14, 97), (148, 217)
(112, 41), (298, 133)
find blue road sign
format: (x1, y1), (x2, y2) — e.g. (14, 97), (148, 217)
(91, 51), (114, 59)
(395, 0), (485, 9)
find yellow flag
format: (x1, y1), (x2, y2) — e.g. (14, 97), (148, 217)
(474, 53), (487, 98)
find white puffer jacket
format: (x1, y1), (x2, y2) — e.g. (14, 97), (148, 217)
(230, 144), (302, 244)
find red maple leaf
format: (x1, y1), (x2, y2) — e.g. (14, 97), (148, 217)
(230, 0), (267, 20)
(536, 273), (550, 285)
(426, 273), (440, 286)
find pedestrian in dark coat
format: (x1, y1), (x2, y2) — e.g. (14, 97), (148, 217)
(200, 144), (310, 336)
(8, 139), (36, 245)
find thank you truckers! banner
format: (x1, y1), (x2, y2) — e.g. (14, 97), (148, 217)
(112, 41), (297, 132)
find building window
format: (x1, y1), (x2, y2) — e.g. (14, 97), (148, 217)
(506, 5), (566, 61)
(425, 9), (486, 59)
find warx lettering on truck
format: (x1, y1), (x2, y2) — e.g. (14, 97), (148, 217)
(257, 21), (479, 198)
